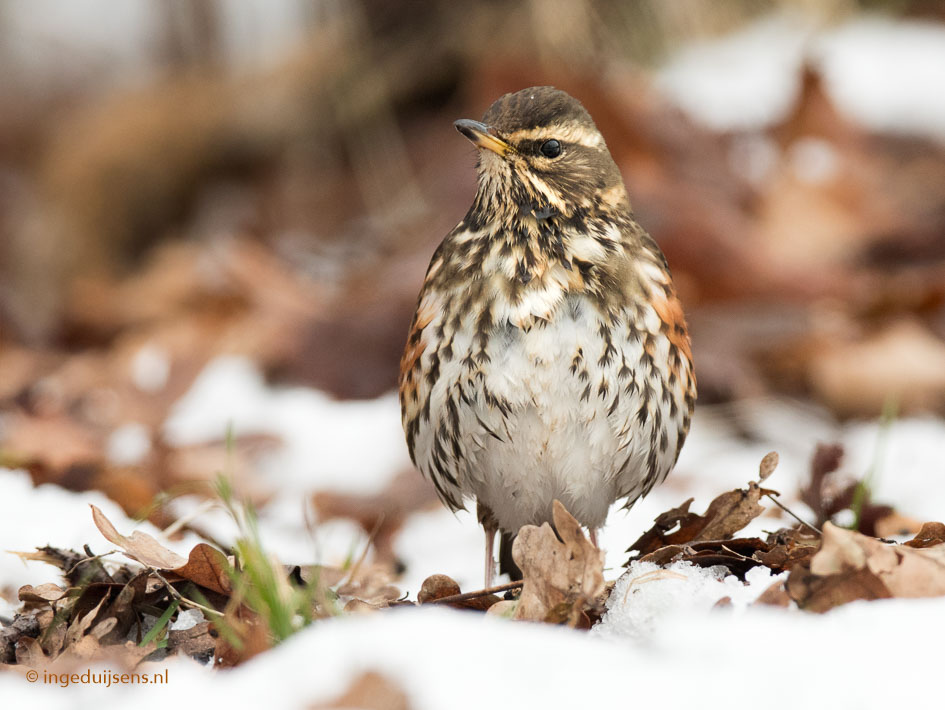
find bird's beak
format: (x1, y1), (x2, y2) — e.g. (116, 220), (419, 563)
(454, 119), (511, 157)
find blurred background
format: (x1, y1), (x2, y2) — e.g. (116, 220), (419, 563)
(1, 0), (944, 584)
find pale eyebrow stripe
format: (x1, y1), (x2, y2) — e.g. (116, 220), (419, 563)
(507, 123), (604, 148)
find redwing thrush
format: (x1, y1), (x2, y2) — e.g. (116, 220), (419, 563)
(399, 87), (696, 585)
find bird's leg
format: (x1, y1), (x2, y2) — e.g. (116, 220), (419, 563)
(484, 524), (497, 588)
(589, 527), (599, 548)
(477, 501), (498, 588)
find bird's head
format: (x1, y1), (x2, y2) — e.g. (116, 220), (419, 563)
(455, 86), (629, 222)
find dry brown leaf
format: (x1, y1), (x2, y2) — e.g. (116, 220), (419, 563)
(17, 583), (68, 603)
(758, 451), (779, 481)
(788, 522), (945, 612)
(800, 443), (845, 527)
(63, 594), (108, 652)
(697, 482), (770, 540)
(641, 537), (771, 580)
(94, 574), (149, 645)
(486, 599), (517, 617)
(213, 608), (271, 667)
(14, 636), (47, 668)
(343, 599), (381, 614)
(627, 481), (772, 560)
(311, 670), (412, 710)
(167, 622), (216, 661)
(512, 500), (604, 624)
(169, 543), (232, 595)
(417, 574), (460, 604)
(873, 511), (924, 539)
(2, 413), (103, 472)
(754, 580), (792, 608)
(90, 504), (187, 569)
(905, 522), (945, 549)
(335, 562), (402, 609)
(809, 319), (945, 416)
(416, 575), (503, 611)
(755, 527), (820, 572)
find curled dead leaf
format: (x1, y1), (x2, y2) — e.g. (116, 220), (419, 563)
(90, 504), (186, 569)
(627, 480), (772, 561)
(905, 522), (945, 549)
(788, 522), (945, 612)
(417, 574), (460, 604)
(512, 500), (604, 624)
(170, 543), (232, 595)
(18, 584), (68, 604)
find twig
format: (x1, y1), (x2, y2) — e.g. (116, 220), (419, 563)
(719, 544), (752, 561)
(426, 581), (523, 605)
(151, 568), (224, 618)
(765, 493), (822, 535)
(68, 548), (119, 579)
(82, 544), (118, 582)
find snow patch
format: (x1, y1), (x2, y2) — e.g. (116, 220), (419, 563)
(163, 356), (412, 496)
(657, 14), (945, 143)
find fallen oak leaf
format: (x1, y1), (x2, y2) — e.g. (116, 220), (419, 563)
(811, 523), (945, 597)
(696, 481), (773, 541)
(94, 573), (150, 645)
(63, 594), (108, 653)
(754, 526), (820, 573)
(512, 500), (604, 624)
(169, 543), (232, 595)
(787, 522), (945, 612)
(627, 481), (774, 561)
(17, 583), (68, 604)
(625, 498), (703, 558)
(90, 504), (186, 569)
(639, 537), (770, 577)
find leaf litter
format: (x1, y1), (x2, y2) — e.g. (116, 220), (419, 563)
(2, 445), (943, 673)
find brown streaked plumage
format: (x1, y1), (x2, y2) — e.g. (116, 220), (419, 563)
(399, 87), (696, 585)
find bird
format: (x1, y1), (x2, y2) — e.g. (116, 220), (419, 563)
(399, 86), (696, 587)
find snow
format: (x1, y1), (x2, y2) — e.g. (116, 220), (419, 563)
(594, 561), (785, 641)
(816, 17), (945, 141)
(655, 15), (810, 132)
(106, 422), (151, 465)
(0, 0), (315, 89)
(656, 14), (945, 143)
(163, 355), (411, 496)
(2, 591), (943, 709)
(131, 344), (170, 393)
(168, 609), (204, 632)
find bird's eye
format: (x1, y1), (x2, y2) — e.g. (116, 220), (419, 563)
(539, 139), (562, 158)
